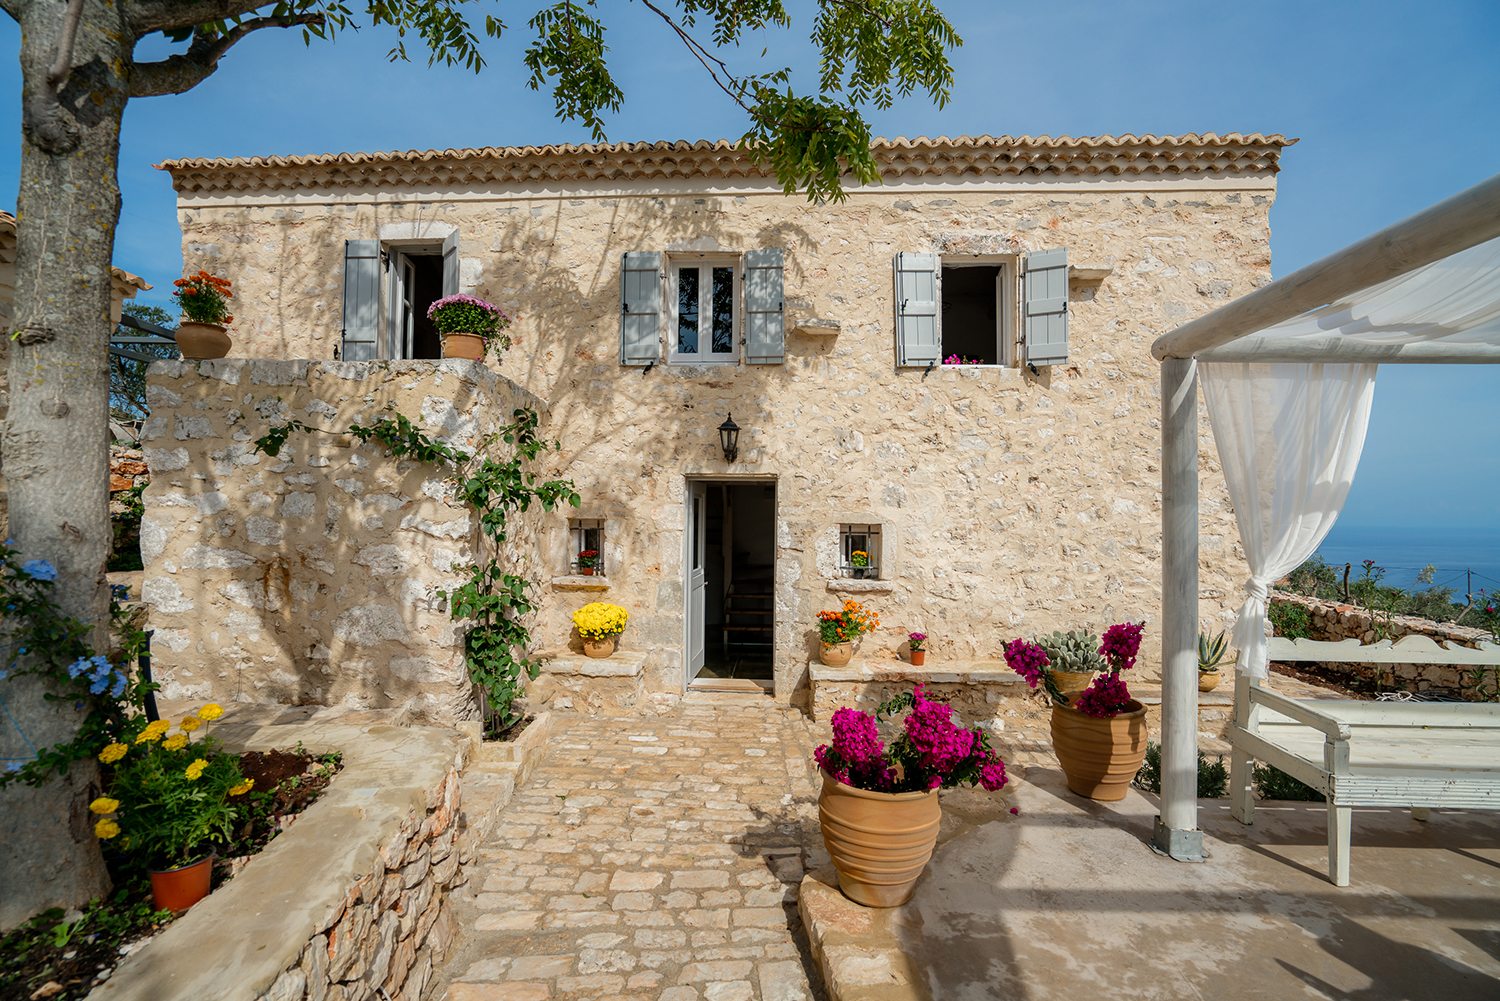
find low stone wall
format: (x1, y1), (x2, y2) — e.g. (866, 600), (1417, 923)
(809, 659), (1027, 724)
(529, 649), (647, 713)
(140, 359), (548, 722)
(91, 711), (470, 1001)
(1270, 591), (1495, 697)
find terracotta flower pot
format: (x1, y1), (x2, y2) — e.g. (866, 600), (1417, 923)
(1049, 670), (1096, 704)
(149, 856), (213, 913)
(909, 649), (926, 666)
(580, 567), (596, 576)
(817, 772), (940, 907)
(441, 331), (486, 361)
(1198, 670), (1221, 693)
(175, 321), (231, 360)
(819, 642), (853, 667)
(1050, 700), (1148, 802)
(583, 636), (618, 659)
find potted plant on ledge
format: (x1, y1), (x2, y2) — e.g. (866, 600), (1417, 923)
(427, 293), (513, 361)
(1198, 629), (1229, 692)
(577, 549), (601, 576)
(172, 269), (234, 359)
(815, 599), (878, 667)
(1006, 622), (1148, 802)
(814, 685), (1009, 907)
(907, 631), (928, 666)
(573, 601), (628, 658)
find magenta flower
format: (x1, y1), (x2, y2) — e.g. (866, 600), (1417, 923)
(1003, 638), (1049, 688)
(979, 756), (1008, 792)
(1099, 621), (1144, 673)
(1075, 672), (1135, 718)
(903, 688), (974, 776)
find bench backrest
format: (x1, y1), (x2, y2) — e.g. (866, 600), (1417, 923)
(1267, 635), (1500, 667)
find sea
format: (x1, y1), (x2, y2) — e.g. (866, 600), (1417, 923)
(1314, 523), (1500, 599)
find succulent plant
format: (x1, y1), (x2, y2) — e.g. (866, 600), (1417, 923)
(1198, 630), (1229, 672)
(1036, 629), (1107, 674)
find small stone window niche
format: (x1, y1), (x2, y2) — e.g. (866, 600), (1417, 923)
(570, 518), (605, 577)
(839, 524), (882, 580)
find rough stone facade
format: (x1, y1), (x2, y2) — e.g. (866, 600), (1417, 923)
(140, 359), (546, 719)
(1271, 591), (1497, 698)
(159, 136), (1287, 706)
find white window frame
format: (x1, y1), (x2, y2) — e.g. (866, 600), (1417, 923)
(839, 523), (882, 580)
(569, 518), (605, 575)
(938, 256), (1018, 368)
(668, 254), (741, 365)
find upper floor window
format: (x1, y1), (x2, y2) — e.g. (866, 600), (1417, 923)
(940, 262), (1010, 366)
(670, 256), (739, 364)
(620, 249), (785, 367)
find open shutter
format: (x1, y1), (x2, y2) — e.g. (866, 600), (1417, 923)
(743, 248), (785, 365)
(894, 252), (940, 367)
(1023, 247), (1069, 366)
(441, 230), (460, 296)
(620, 252), (662, 366)
(341, 240), (380, 361)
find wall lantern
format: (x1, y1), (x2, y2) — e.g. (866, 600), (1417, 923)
(718, 414), (741, 463)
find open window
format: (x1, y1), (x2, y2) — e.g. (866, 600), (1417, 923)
(940, 263), (1008, 366)
(896, 249), (1067, 368)
(386, 250), (444, 359)
(341, 231), (459, 361)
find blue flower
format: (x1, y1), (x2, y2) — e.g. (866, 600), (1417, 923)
(68, 657), (91, 679)
(20, 560), (56, 582)
(109, 674), (126, 699)
(89, 673), (111, 695)
(110, 584), (131, 601)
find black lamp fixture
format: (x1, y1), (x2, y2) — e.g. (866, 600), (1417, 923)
(718, 413), (741, 463)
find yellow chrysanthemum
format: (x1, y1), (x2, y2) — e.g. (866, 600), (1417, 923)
(228, 778), (254, 796)
(98, 742), (128, 764)
(94, 818), (120, 840)
(197, 704), (224, 721)
(134, 720), (171, 744)
(89, 797), (120, 815)
(162, 733), (189, 751)
(184, 758), (208, 781)
(570, 602), (629, 641)
(179, 716), (203, 732)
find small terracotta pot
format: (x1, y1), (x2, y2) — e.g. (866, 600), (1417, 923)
(1049, 670), (1096, 703)
(819, 642), (853, 667)
(149, 856), (213, 913)
(1050, 700), (1148, 802)
(1198, 670), (1221, 692)
(580, 567), (596, 576)
(175, 321), (231, 360)
(441, 331), (486, 361)
(909, 649), (926, 666)
(818, 772), (941, 907)
(583, 636), (617, 659)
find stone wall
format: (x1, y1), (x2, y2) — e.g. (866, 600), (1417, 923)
(171, 170), (1276, 704)
(1270, 591), (1496, 698)
(140, 359), (547, 721)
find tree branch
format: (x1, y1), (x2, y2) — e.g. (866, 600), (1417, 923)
(122, 0), (269, 36)
(636, 0), (754, 115)
(129, 12), (322, 97)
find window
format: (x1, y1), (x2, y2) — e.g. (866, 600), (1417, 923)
(569, 518), (605, 575)
(839, 524), (882, 579)
(940, 262), (1010, 366)
(388, 250), (443, 359)
(669, 256), (739, 363)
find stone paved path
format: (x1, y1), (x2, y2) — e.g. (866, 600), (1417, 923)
(437, 696), (829, 1001)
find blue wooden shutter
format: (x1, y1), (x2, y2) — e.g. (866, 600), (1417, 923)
(1024, 248), (1069, 366)
(743, 248), (784, 365)
(620, 252), (662, 366)
(894, 252), (940, 367)
(441, 230), (460, 296)
(342, 240), (380, 361)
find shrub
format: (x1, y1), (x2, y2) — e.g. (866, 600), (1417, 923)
(1252, 762), (1324, 801)
(1267, 600), (1313, 640)
(1134, 741), (1228, 798)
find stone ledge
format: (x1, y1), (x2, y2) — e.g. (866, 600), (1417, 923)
(549, 574), (611, 591)
(810, 659), (1027, 687)
(536, 649), (647, 678)
(825, 579), (895, 594)
(91, 712), (470, 1001)
(798, 867), (924, 1001)
(793, 317), (841, 336)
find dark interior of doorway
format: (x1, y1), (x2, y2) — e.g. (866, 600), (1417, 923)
(407, 253), (443, 360)
(697, 482), (774, 683)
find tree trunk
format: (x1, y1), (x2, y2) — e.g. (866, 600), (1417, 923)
(0, 0), (132, 929)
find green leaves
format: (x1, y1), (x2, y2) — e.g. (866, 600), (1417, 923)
(524, 2), (623, 141)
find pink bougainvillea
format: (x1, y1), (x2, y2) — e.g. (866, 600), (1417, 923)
(1075, 672), (1135, 718)
(1099, 621), (1145, 673)
(1005, 621), (1147, 719)
(1003, 638), (1050, 689)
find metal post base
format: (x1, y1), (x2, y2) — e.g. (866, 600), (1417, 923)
(1150, 816), (1207, 862)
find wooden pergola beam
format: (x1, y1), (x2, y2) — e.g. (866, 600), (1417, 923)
(1199, 336), (1500, 364)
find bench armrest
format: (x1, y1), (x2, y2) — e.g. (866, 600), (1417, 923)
(1248, 687), (1353, 740)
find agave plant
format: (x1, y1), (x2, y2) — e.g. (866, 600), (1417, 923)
(1198, 630), (1229, 673)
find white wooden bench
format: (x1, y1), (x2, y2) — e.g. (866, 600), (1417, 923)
(1228, 634), (1500, 886)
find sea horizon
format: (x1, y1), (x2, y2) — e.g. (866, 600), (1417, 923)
(1314, 522), (1500, 599)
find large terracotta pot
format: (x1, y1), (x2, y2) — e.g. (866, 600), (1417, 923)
(175, 321), (231, 360)
(149, 856), (213, 913)
(909, 649), (926, 667)
(1049, 670), (1095, 703)
(583, 636), (618, 659)
(1198, 670), (1222, 693)
(1050, 700), (1148, 802)
(441, 331), (486, 360)
(819, 642), (853, 667)
(817, 772), (940, 907)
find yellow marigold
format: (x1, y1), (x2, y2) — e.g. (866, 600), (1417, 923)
(197, 704), (224, 721)
(228, 778), (254, 796)
(162, 733), (189, 751)
(179, 716), (203, 732)
(89, 797), (120, 815)
(184, 758), (208, 781)
(98, 742), (128, 764)
(134, 720), (171, 744)
(570, 602), (629, 641)
(94, 818), (120, 840)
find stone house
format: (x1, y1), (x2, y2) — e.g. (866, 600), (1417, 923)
(145, 133), (1290, 714)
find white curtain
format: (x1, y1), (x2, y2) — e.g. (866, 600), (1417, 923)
(1201, 362), (1377, 678)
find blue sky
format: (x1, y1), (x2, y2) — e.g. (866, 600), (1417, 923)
(2, 0), (1498, 535)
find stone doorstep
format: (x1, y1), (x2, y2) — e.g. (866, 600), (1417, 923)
(89, 717), (469, 1001)
(536, 649), (647, 679)
(797, 867), (926, 1001)
(809, 659), (1029, 686)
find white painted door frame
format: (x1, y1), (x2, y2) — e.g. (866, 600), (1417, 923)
(685, 480), (709, 686)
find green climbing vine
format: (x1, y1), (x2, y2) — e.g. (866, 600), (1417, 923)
(255, 407), (578, 729)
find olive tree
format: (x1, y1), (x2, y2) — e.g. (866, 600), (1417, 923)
(0, 0), (959, 925)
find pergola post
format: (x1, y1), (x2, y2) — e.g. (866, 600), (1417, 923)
(1154, 356), (1206, 861)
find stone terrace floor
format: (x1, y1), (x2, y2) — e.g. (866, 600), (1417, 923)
(436, 696), (829, 1001)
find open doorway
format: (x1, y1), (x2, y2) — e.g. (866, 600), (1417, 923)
(686, 480), (775, 691)
(387, 249), (443, 359)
